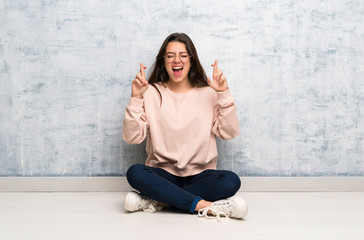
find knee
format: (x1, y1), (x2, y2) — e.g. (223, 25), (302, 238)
(223, 171), (241, 196)
(126, 164), (146, 187)
(231, 172), (241, 192)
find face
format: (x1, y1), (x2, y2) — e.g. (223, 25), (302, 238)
(164, 41), (191, 85)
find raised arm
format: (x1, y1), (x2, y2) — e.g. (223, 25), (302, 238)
(208, 60), (240, 139)
(122, 63), (150, 144)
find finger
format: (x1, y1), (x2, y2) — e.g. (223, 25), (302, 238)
(212, 60), (219, 80)
(219, 77), (226, 86)
(211, 60), (218, 67)
(140, 63), (146, 77)
(207, 77), (212, 86)
(221, 75), (228, 89)
(137, 69), (147, 79)
(136, 72), (143, 81)
(141, 78), (148, 86)
(217, 70), (223, 81)
(137, 76), (148, 86)
(213, 60), (218, 74)
(139, 63), (144, 75)
(220, 75), (227, 82)
(134, 78), (142, 87)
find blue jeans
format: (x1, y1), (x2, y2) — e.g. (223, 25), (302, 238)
(126, 164), (241, 213)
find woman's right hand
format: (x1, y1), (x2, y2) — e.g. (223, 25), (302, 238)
(131, 63), (149, 99)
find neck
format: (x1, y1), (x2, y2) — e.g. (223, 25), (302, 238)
(166, 79), (193, 93)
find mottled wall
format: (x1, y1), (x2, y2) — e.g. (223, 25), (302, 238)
(0, 0), (363, 176)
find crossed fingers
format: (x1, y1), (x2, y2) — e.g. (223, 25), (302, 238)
(207, 60), (228, 92)
(212, 60), (224, 82)
(135, 63), (148, 87)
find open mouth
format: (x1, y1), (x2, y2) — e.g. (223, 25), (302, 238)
(172, 66), (183, 76)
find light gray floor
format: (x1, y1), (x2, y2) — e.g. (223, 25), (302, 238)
(0, 192), (363, 240)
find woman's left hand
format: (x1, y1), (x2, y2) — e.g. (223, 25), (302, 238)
(207, 60), (229, 92)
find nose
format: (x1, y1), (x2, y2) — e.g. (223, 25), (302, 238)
(173, 54), (182, 63)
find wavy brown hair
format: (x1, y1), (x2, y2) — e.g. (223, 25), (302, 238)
(148, 33), (208, 96)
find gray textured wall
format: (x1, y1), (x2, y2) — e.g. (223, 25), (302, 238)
(0, 0), (363, 177)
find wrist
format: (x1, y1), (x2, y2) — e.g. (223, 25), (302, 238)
(131, 94), (143, 99)
(216, 87), (229, 92)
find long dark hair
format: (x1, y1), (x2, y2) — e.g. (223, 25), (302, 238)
(148, 33), (209, 90)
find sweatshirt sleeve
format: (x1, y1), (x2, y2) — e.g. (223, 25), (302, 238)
(122, 97), (149, 144)
(212, 89), (240, 140)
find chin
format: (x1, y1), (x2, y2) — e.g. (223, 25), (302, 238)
(173, 77), (184, 82)
(167, 74), (182, 82)
(172, 77), (188, 84)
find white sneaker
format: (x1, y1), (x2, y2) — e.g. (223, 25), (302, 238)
(124, 191), (162, 213)
(198, 197), (248, 221)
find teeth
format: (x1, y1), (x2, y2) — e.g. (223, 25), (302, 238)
(173, 67), (183, 70)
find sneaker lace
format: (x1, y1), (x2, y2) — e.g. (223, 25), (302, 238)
(141, 198), (163, 213)
(198, 206), (229, 222)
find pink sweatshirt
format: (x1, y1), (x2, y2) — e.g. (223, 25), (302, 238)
(122, 83), (239, 176)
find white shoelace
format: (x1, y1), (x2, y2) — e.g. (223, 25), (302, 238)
(141, 199), (163, 213)
(198, 206), (229, 222)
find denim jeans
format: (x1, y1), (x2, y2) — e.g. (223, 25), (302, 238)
(126, 164), (241, 213)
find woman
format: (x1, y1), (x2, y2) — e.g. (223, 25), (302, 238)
(122, 33), (248, 220)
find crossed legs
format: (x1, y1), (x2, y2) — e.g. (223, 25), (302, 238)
(126, 164), (241, 213)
